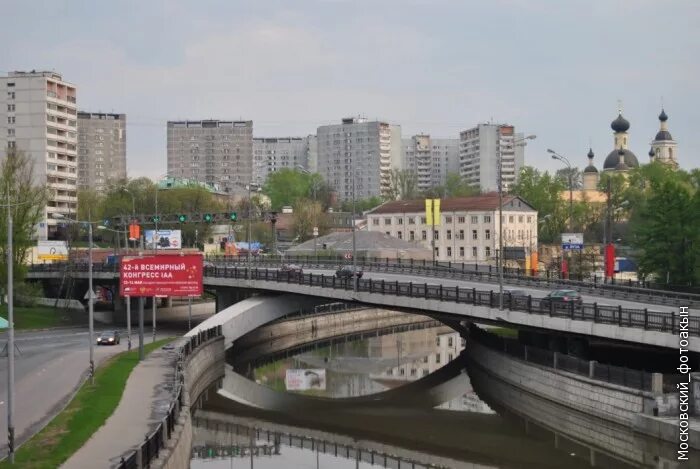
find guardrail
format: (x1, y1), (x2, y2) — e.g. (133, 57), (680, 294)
(203, 265), (700, 337)
(27, 258), (700, 307)
(116, 326), (223, 469)
(470, 325), (655, 391)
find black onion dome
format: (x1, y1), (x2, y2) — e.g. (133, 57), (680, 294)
(655, 130), (673, 141)
(649, 147), (655, 157)
(611, 113), (630, 132)
(603, 148), (639, 170)
(584, 148), (598, 173)
(659, 109), (668, 122)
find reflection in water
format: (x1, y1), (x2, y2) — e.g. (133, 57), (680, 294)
(192, 313), (671, 468)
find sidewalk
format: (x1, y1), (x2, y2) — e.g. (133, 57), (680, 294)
(61, 345), (179, 468)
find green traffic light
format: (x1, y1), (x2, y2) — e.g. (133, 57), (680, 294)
(204, 213), (213, 222)
(230, 212), (237, 221)
(151, 216), (160, 223)
(178, 214), (187, 223)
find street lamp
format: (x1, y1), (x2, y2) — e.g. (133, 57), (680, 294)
(120, 186), (136, 249)
(53, 213), (95, 384)
(246, 183), (262, 279)
(98, 225), (132, 350)
(498, 134), (536, 310)
(547, 149), (574, 231)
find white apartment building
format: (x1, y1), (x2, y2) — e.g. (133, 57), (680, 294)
(366, 194), (538, 263)
(459, 123), (525, 193)
(0, 71), (78, 240)
(77, 112), (126, 193)
(402, 134), (460, 191)
(252, 135), (316, 185)
(317, 117), (401, 200)
(167, 120), (253, 196)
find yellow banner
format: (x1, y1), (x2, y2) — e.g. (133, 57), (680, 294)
(37, 254), (68, 261)
(433, 199), (441, 226)
(425, 199), (433, 226)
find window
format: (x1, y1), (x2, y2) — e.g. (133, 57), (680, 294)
(472, 230), (477, 240)
(484, 215), (491, 223)
(7, 92), (15, 99)
(7, 104), (15, 112)
(410, 368), (417, 377)
(372, 218), (379, 226)
(409, 231), (415, 241)
(459, 247), (465, 257)
(446, 230), (452, 240)
(385, 231), (390, 236)
(420, 216), (427, 224)
(421, 230), (427, 240)
(436, 353), (441, 364)
(422, 369), (429, 376)
(527, 216), (532, 223)
(397, 231), (402, 239)
(472, 247), (477, 257)
(458, 216), (465, 223)
(459, 229), (465, 240)
(7, 116), (15, 124)
(447, 247), (452, 257)
(384, 218), (391, 225)
(408, 217), (415, 224)
(7, 129), (15, 137)
(434, 230), (439, 240)
(471, 215), (478, 223)
(436, 337), (441, 346)
(485, 246), (491, 257)
(448, 337), (453, 347)
(519, 215), (524, 223)
(434, 247), (439, 257)
(485, 229), (491, 240)
(509, 215), (514, 223)
(445, 216), (452, 223)
(400, 368), (405, 376)
(448, 353), (454, 362)
(397, 218), (403, 225)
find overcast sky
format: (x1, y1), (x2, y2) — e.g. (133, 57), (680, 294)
(2, 0), (698, 178)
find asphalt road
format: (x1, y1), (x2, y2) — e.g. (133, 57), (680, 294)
(0, 326), (173, 459)
(305, 268), (696, 314)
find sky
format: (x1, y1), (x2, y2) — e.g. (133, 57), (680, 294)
(2, 0), (698, 178)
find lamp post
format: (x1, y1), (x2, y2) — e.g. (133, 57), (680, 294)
(548, 149), (574, 280)
(4, 195), (15, 463)
(120, 187), (136, 249)
(246, 182), (262, 279)
(53, 213), (95, 384)
(498, 134), (536, 310)
(98, 225), (131, 350)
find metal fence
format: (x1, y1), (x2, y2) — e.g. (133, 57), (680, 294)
(469, 326), (654, 392)
(201, 265), (699, 337)
(116, 326), (223, 469)
(28, 256), (700, 307)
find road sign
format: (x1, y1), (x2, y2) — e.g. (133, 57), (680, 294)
(344, 252), (353, 260)
(561, 232), (584, 250)
(120, 254), (203, 297)
(313, 226), (319, 237)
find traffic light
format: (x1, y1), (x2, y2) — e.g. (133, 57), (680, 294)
(151, 215), (160, 223)
(203, 213), (214, 223)
(229, 212), (237, 221)
(178, 214), (187, 223)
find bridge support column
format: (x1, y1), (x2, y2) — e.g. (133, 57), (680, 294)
(215, 287), (251, 312)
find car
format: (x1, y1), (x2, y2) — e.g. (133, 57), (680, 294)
(335, 265), (363, 279)
(539, 289), (583, 310)
(279, 263), (304, 278)
(97, 330), (120, 345)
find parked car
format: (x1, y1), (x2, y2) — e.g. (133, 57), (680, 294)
(279, 263), (304, 279)
(97, 330), (120, 345)
(335, 265), (363, 279)
(539, 289), (583, 310)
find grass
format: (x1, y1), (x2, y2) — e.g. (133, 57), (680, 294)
(0, 305), (78, 330)
(0, 337), (175, 469)
(488, 327), (519, 338)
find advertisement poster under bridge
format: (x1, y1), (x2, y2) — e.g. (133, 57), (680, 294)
(120, 254), (203, 297)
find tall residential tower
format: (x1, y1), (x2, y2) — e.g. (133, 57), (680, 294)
(77, 112), (126, 193)
(0, 70), (77, 239)
(402, 134), (460, 192)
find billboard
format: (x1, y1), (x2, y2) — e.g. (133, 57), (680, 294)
(285, 369), (326, 391)
(120, 254), (203, 297)
(37, 240), (68, 261)
(145, 230), (182, 250)
(561, 233), (584, 250)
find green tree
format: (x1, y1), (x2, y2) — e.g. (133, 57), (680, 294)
(263, 168), (319, 210)
(0, 149), (51, 293)
(386, 168), (418, 201)
(339, 196), (384, 214)
(555, 167), (583, 190)
(511, 166), (567, 243)
(291, 199), (328, 242)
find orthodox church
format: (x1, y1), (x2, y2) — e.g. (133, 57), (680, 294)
(582, 108), (678, 192)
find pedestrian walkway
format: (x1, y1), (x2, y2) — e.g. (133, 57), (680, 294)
(62, 346), (178, 468)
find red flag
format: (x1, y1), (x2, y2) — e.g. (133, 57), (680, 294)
(605, 243), (616, 279)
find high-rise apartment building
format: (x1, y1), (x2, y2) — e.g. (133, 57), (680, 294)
(252, 135), (317, 184)
(459, 124), (525, 193)
(77, 112), (126, 193)
(402, 134), (460, 191)
(0, 71), (77, 239)
(167, 120), (253, 196)
(317, 117), (401, 200)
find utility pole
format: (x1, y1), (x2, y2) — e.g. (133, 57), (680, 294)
(139, 234), (145, 360)
(88, 221), (95, 383)
(6, 200), (15, 463)
(351, 153), (357, 292)
(431, 199), (436, 266)
(152, 184), (158, 343)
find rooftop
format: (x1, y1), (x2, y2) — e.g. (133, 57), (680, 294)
(287, 231), (431, 254)
(367, 194), (534, 214)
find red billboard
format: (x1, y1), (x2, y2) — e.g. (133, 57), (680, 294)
(120, 254), (203, 297)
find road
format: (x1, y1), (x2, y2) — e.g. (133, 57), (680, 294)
(305, 268), (696, 314)
(0, 326), (174, 459)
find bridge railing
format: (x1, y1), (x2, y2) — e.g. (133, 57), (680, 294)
(27, 257), (700, 307)
(469, 326), (655, 391)
(116, 325), (223, 469)
(204, 255), (700, 307)
(204, 265), (700, 337)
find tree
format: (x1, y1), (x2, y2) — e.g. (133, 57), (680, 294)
(291, 199), (328, 242)
(339, 196), (384, 214)
(555, 167), (583, 190)
(263, 168), (322, 210)
(0, 149), (51, 293)
(386, 168), (418, 201)
(511, 166), (567, 243)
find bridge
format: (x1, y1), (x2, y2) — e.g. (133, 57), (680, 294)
(27, 260), (700, 352)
